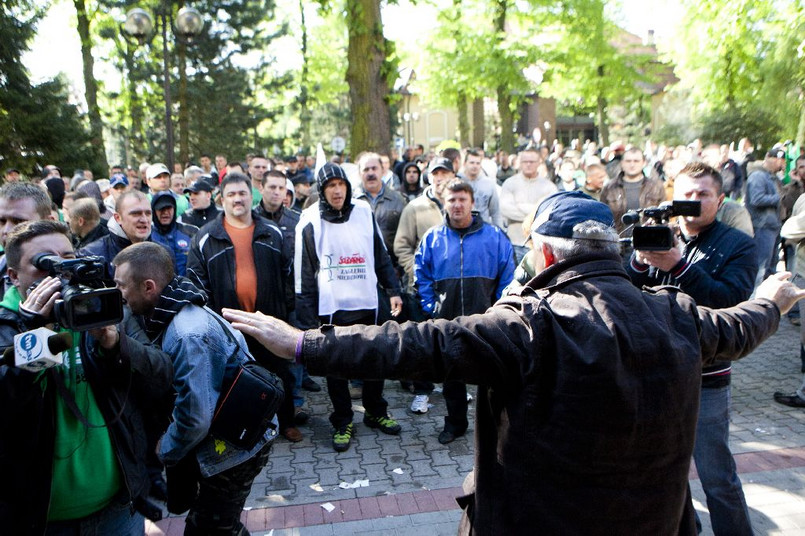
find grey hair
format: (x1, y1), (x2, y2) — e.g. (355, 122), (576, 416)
(532, 220), (620, 261)
(184, 166), (203, 181)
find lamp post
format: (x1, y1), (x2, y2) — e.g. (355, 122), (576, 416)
(122, 5), (203, 172)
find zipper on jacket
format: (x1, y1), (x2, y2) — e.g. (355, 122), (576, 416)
(459, 235), (465, 316)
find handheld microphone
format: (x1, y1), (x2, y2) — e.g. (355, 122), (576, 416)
(1, 328), (73, 371)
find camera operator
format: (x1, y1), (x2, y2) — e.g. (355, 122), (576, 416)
(626, 162), (757, 536)
(0, 220), (173, 535)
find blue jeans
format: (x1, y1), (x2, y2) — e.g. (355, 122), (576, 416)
(754, 227), (779, 287)
(692, 385), (752, 536)
(45, 495), (144, 536)
(289, 363), (306, 408)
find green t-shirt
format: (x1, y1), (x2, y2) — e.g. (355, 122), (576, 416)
(0, 290), (123, 520)
(48, 340), (122, 520)
(251, 186), (262, 208)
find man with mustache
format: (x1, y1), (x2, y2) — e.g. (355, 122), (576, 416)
(187, 173), (301, 443)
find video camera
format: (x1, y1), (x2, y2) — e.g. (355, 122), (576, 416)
(621, 200), (701, 251)
(32, 254), (124, 331)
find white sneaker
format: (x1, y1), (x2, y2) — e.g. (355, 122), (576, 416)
(410, 394), (429, 414)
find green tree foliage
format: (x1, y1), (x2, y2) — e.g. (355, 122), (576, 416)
(757, 3), (805, 145)
(285, 4), (350, 155)
(698, 107), (781, 151)
(670, 0), (791, 146)
(96, 0), (289, 166)
(0, 1), (97, 176)
(73, 0), (109, 173)
(539, 0), (658, 146)
(421, 0), (541, 152)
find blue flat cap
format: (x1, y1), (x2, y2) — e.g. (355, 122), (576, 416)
(531, 191), (615, 238)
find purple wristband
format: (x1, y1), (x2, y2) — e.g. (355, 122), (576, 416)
(295, 332), (305, 364)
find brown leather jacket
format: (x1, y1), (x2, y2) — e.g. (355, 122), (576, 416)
(301, 253), (779, 535)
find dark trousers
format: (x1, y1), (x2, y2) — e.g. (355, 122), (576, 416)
(403, 292), (434, 394)
(328, 377), (388, 429)
(181, 443), (272, 536)
(443, 381), (469, 434)
(323, 311), (389, 429)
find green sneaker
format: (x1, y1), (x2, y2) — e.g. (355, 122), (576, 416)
(363, 413), (402, 435)
(332, 423), (354, 452)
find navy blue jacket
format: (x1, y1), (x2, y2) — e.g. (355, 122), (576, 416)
(626, 220), (757, 386)
(414, 214), (515, 319)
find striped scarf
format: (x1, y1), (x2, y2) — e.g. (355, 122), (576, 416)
(144, 276), (207, 340)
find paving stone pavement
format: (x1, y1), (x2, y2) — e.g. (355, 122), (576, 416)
(148, 317), (805, 535)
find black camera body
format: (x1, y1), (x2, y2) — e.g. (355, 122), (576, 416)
(32, 254), (124, 331)
(622, 200), (701, 251)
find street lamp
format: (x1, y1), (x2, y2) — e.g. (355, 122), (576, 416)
(122, 5), (204, 171)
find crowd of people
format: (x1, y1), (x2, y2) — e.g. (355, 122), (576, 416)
(2, 135), (805, 535)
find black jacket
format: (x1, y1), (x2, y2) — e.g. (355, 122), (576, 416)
(187, 211), (292, 316)
(254, 203), (300, 262)
(626, 220), (757, 386)
(179, 204), (221, 229)
(187, 211), (292, 363)
(0, 306), (173, 534)
(74, 222), (109, 250)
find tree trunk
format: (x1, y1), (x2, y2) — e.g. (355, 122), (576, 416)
(494, 0), (514, 152)
(345, 0), (391, 155)
(596, 66), (610, 147)
(298, 0), (310, 152)
(178, 39), (189, 165)
(597, 94), (610, 147)
(497, 87), (514, 152)
(797, 97), (805, 147)
(73, 0), (108, 174)
(457, 92), (469, 146)
(472, 97), (484, 148)
(123, 43), (144, 165)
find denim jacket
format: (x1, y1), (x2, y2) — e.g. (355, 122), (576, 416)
(157, 304), (277, 478)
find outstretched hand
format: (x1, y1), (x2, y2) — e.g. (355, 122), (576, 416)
(221, 308), (301, 359)
(755, 272), (805, 315)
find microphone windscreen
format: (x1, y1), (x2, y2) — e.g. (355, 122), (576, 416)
(47, 332), (73, 355)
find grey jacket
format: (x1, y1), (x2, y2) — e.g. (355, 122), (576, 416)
(745, 167), (782, 231)
(354, 185), (407, 265)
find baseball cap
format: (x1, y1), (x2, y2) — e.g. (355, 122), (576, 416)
(110, 173), (129, 189)
(766, 148), (786, 159)
(428, 157), (453, 174)
(146, 163), (170, 180)
(184, 180), (213, 194)
(291, 172), (312, 186)
(152, 191), (176, 211)
(531, 191), (615, 239)
(96, 179), (111, 193)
